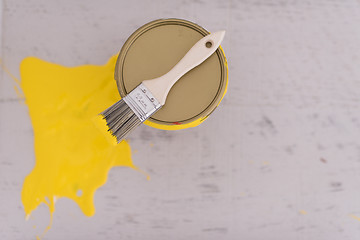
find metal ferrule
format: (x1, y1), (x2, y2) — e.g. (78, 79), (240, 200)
(123, 83), (162, 122)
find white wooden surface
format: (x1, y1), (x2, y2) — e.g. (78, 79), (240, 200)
(1, 0), (360, 239)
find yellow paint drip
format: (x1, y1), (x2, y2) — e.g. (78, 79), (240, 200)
(20, 55), (138, 236)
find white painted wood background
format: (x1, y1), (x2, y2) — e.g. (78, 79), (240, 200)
(1, 0), (360, 239)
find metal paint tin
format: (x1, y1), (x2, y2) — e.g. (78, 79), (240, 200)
(115, 18), (228, 130)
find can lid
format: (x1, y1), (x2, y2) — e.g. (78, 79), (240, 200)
(115, 19), (227, 126)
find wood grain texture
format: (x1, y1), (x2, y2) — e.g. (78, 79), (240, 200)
(1, 0), (360, 239)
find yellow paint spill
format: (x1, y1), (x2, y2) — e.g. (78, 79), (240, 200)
(299, 210), (308, 215)
(20, 55), (139, 237)
(350, 214), (360, 221)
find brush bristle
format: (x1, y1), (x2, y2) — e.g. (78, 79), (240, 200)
(100, 99), (142, 143)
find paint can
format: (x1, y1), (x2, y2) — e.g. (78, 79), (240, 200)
(115, 18), (228, 130)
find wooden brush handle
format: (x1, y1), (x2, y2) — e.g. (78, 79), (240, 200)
(142, 30), (225, 105)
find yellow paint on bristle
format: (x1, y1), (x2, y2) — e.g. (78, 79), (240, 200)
(20, 55), (138, 236)
(92, 115), (118, 145)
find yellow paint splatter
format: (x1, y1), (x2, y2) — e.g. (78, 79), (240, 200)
(299, 210), (308, 215)
(350, 214), (360, 221)
(20, 56), (138, 237)
(0, 58), (25, 101)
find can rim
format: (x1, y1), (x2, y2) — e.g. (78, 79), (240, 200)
(115, 18), (228, 126)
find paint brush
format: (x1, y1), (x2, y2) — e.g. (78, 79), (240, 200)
(100, 30), (225, 143)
